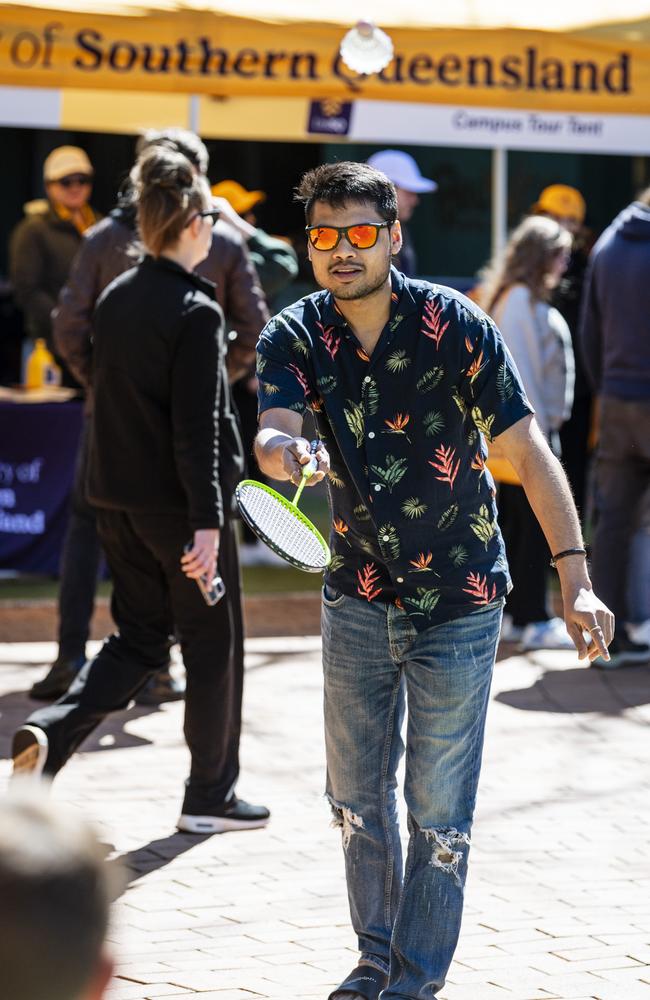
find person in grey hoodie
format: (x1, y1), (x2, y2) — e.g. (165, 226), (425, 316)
(579, 189), (650, 668)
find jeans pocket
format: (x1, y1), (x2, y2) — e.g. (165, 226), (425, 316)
(322, 583), (346, 608)
(470, 596), (505, 616)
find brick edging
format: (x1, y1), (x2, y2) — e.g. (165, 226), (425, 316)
(0, 592), (322, 642)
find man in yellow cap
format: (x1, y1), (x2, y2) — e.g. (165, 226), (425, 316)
(212, 179), (266, 219)
(533, 184), (586, 235)
(10, 146), (99, 386)
(211, 180), (297, 302)
(533, 183), (591, 522)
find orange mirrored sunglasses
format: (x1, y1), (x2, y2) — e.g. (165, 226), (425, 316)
(305, 221), (394, 251)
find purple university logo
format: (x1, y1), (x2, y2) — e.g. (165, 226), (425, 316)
(307, 100), (353, 135)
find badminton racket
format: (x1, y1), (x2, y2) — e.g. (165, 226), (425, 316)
(235, 440), (331, 572)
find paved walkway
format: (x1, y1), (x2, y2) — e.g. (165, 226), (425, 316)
(0, 636), (649, 1000)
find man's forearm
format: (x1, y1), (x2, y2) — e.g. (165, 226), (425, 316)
(254, 428), (296, 481)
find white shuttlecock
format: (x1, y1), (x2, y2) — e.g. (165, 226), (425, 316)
(339, 20), (394, 75)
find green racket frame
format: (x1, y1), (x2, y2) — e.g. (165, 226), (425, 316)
(235, 479), (331, 573)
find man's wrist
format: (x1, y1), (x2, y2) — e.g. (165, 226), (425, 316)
(556, 555), (591, 592)
(255, 431), (294, 479)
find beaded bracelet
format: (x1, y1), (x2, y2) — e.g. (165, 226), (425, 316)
(549, 547), (587, 569)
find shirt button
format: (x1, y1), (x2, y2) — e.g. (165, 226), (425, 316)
(382, 534), (390, 541)
(368, 431), (375, 439)
(396, 577), (404, 583)
(374, 484), (381, 492)
(364, 376), (371, 384)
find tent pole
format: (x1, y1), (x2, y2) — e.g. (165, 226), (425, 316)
(491, 147), (508, 259)
(189, 95), (200, 133)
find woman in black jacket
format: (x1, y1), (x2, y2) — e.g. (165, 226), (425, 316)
(12, 148), (269, 835)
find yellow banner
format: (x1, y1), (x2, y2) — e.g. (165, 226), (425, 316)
(2, 5), (650, 113)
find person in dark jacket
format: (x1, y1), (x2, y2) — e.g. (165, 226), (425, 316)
(9, 145), (100, 386)
(31, 127), (268, 703)
(211, 179), (298, 302)
(579, 188), (650, 668)
(12, 147), (270, 834)
(55, 149), (268, 389)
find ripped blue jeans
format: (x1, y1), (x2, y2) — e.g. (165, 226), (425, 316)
(322, 589), (503, 999)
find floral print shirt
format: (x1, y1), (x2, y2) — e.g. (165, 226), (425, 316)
(256, 268), (533, 631)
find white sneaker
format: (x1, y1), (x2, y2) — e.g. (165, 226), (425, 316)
(500, 613), (524, 643)
(177, 797), (270, 834)
(626, 620), (650, 646)
(238, 540), (290, 568)
(521, 617), (574, 651)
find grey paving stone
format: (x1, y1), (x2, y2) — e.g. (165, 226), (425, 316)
(1, 639), (649, 999)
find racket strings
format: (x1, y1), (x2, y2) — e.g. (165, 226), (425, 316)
(238, 483), (328, 569)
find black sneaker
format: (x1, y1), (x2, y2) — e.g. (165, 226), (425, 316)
(134, 667), (185, 706)
(177, 796), (270, 834)
(592, 633), (650, 670)
(30, 655), (85, 701)
(12, 726), (48, 779)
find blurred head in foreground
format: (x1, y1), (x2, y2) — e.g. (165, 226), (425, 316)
(0, 786), (117, 1000)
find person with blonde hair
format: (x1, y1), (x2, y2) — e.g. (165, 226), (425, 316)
(478, 215), (575, 649)
(12, 147), (269, 835)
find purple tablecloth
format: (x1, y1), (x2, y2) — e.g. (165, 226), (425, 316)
(0, 400), (84, 574)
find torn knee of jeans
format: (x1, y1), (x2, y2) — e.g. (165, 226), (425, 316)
(327, 794), (364, 850)
(423, 827), (470, 880)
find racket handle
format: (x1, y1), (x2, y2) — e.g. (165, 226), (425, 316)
(292, 442), (320, 505)
(302, 440), (321, 478)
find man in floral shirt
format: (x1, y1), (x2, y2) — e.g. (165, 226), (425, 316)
(254, 162), (613, 1000)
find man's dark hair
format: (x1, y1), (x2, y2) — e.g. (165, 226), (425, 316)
(295, 161), (398, 225)
(0, 789), (119, 1000)
(136, 127), (209, 176)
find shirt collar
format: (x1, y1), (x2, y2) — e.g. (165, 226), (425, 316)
(142, 254), (217, 300)
(320, 266), (419, 329)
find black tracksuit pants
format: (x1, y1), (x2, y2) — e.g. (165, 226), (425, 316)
(27, 510), (243, 810)
(498, 482), (551, 627)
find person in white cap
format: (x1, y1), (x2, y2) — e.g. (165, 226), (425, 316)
(10, 145), (99, 386)
(366, 149), (437, 276)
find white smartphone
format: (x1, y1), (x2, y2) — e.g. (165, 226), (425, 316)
(183, 541), (226, 606)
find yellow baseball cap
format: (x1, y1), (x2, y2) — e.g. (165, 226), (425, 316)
(211, 180), (266, 215)
(533, 184), (586, 224)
